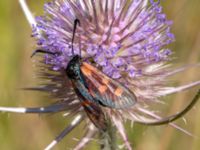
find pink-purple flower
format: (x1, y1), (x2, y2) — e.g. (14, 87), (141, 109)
(34, 0), (174, 79)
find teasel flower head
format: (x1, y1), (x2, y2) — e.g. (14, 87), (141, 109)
(1, 0), (200, 150)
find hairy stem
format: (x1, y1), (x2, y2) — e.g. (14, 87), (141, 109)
(99, 119), (117, 150)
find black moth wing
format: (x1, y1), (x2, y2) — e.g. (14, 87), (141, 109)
(80, 62), (137, 109)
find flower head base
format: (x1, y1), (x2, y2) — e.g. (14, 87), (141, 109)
(0, 0), (200, 150)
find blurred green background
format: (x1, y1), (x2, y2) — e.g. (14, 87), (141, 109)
(0, 0), (200, 150)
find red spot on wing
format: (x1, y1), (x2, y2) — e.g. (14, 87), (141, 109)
(81, 100), (91, 107)
(81, 65), (92, 76)
(114, 88), (123, 97)
(98, 85), (107, 93)
(82, 62), (97, 71)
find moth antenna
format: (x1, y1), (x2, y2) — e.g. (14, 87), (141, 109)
(79, 32), (82, 57)
(72, 19), (81, 56)
(31, 49), (57, 58)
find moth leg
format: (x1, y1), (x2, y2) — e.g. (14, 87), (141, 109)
(44, 115), (84, 150)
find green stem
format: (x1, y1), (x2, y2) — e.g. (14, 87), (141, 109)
(99, 119), (117, 150)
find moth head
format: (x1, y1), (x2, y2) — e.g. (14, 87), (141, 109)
(66, 55), (81, 79)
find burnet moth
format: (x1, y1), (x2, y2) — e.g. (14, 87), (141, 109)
(31, 19), (200, 131)
(32, 19), (137, 130)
